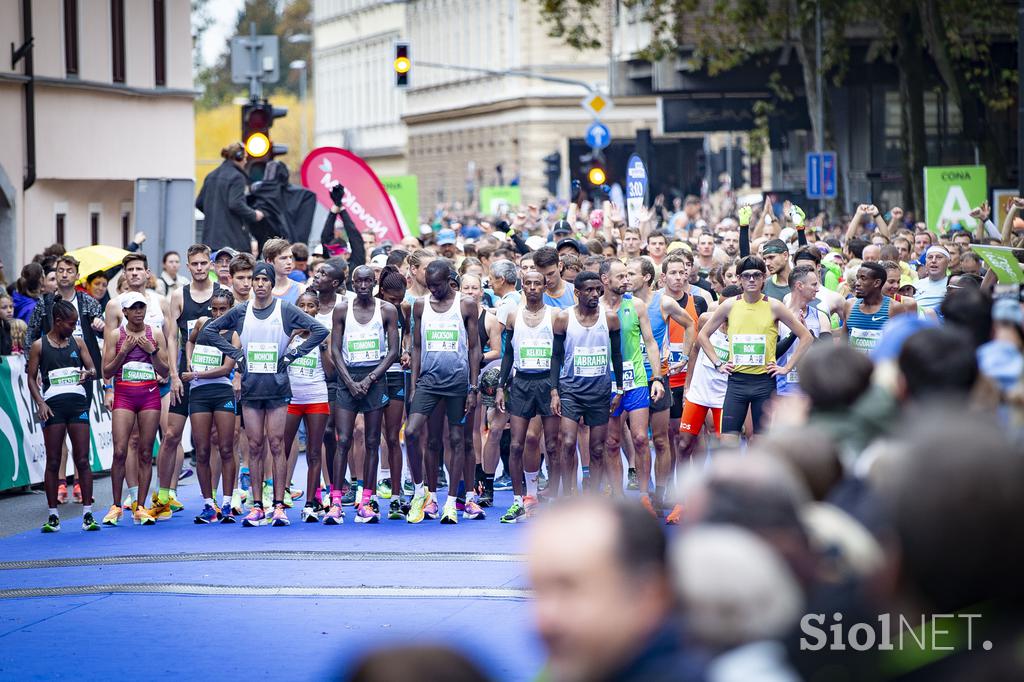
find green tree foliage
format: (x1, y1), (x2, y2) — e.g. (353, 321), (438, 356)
(196, 0), (312, 109)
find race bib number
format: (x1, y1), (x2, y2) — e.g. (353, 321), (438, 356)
(425, 323), (459, 353)
(247, 342), (279, 374)
(667, 342), (685, 365)
(621, 360), (637, 390)
(187, 319), (199, 338)
(122, 361), (156, 382)
(48, 367), (80, 387)
(347, 333), (382, 363)
(191, 344), (223, 371)
(849, 328), (882, 352)
(713, 341), (731, 363)
(731, 334), (767, 366)
(519, 339), (552, 370)
(289, 352), (319, 379)
(573, 345), (608, 377)
(786, 368), (799, 385)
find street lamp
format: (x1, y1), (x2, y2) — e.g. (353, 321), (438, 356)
(290, 59), (308, 160)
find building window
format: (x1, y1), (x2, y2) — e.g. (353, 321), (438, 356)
(90, 212), (100, 245)
(111, 0), (126, 83)
(121, 211), (131, 248)
(64, 0), (79, 76)
(153, 0), (166, 86)
(56, 214), (66, 245)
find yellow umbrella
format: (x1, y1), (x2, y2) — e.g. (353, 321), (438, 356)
(67, 244), (131, 283)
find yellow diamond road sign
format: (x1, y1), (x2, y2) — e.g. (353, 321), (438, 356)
(582, 93), (613, 118)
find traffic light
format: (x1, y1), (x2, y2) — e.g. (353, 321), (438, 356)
(543, 152), (561, 196)
(394, 42), (410, 88)
(579, 150), (606, 187)
(241, 99), (288, 180)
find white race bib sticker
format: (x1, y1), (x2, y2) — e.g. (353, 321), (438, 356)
(347, 332), (383, 363)
(425, 322), (459, 353)
(518, 338), (552, 370)
(849, 328), (882, 352)
(48, 367), (80, 387)
(731, 334), (767, 366)
(247, 342), (279, 374)
(288, 351), (319, 379)
(122, 361), (156, 382)
(573, 345), (608, 377)
(191, 344), (223, 372)
(621, 360), (637, 390)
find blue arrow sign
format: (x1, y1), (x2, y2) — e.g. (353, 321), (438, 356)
(806, 153), (822, 199)
(585, 122), (611, 150)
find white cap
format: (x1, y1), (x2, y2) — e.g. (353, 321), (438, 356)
(119, 291), (147, 309)
(525, 235), (547, 251)
(370, 254), (388, 268)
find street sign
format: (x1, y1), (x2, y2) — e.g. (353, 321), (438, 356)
(230, 35), (280, 84)
(625, 154), (647, 228)
(805, 151), (837, 199)
(923, 165), (987, 235)
(585, 122), (611, 150)
(581, 93), (613, 118)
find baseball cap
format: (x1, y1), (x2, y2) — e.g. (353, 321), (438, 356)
(557, 238), (582, 253)
(666, 241), (692, 255)
(119, 291), (147, 309)
(762, 239), (788, 255)
(419, 223), (434, 237)
(437, 229), (457, 246)
(525, 235), (547, 251)
(370, 246), (390, 259)
(552, 220), (572, 236)
(461, 225), (482, 240)
(213, 247), (239, 262)
(370, 254), (388, 268)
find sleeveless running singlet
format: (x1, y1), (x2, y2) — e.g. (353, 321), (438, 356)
(116, 326), (159, 384)
(418, 293), (469, 394)
(287, 334), (328, 404)
(40, 334), (86, 400)
(667, 292), (698, 389)
(776, 304), (822, 395)
(847, 296), (891, 353)
(190, 326), (233, 389)
(177, 284), (218, 370)
(512, 305), (555, 375)
(726, 295), (778, 375)
(560, 307), (611, 395)
(643, 290), (667, 378)
(342, 298), (386, 368)
(616, 295), (649, 391)
(544, 282), (575, 309)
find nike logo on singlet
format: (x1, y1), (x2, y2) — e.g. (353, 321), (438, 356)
(871, 315), (885, 321)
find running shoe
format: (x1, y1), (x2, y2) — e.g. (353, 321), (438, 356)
(355, 501), (379, 524)
(323, 504), (345, 525)
(463, 499), (486, 520)
(102, 504), (122, 526)
(437, 466), (448, 489)
(627, 469), (639, 491)
(402, 478), (414, 496)
(42, 514), (60, 533)
(271, 504), (290, 526)
(57, 483), (68, 504)
(440, 504), (458, 524)
(133, 505), (156, 526)
(423, 496), (439, 520)
(388, 498), (405, 520)
(665, 504), (683, 525)
(239, 469), (251, 492)
(220, 505), (238, 524)
(149, 499), (174, 521)
(194, 504), (219, 524)
(282, 488), (295, 509)
(179, 464), (194, 481)
(478, 490), (494, 508)
(406, 493), (428, 524)
(121, 494), (134, 511)
(301, 504), (320, 523)
(640, 494), (658, 519)
(288, 486), (303, 502)
(168, 497), (184, 513)
(72, 484), (83, 504)
(500, 501), (524, 524)
(340, 486), (357, 506)
(242, 506), (265, 527)
(493, 474), (513, 491)
(82, 512), (100, 531)
(376, 478), (393, 499)
(523, 495), (540, 520)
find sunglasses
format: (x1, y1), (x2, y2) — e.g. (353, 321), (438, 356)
(739, 272), (764, 281)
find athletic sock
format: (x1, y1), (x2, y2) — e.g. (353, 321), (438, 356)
(444, 495), (456, 509)
(475, 463), (485, 486)
(203, 497), (214, 507)
(169, 488), (178, 501)
(222, 495), (231, 508)
(128, 486), (138, 504)
(414, 482), (425, 499)
(330, 489), (342, 506)
(455, 480), (466, 503)
(581, 465), (591, 479)
(484, 473), (495, 495)
(361, 488), (372, 506)
(513, 495), (523, 506)
(525, 470), (539, 498)
(628, 467), (636, 476)
(83, 505), (92, 516)
(273, 499), (284, 507)
(158, 488), (170, 504)
(49, 507), (58, 517)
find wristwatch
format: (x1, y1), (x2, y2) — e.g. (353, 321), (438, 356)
(713, 359), (724, 369)
(368, 372), (377, 383)
(468, 384), (479, 393)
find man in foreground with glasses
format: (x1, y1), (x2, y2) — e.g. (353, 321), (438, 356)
(695, 256), (812, 445)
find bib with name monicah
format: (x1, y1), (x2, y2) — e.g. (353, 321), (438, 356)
(247, 342), (279, 374)
(573, 345), (608, 377)
(122, 361), (157, 382)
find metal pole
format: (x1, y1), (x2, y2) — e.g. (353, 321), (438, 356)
(815, 0), (824, 153)
(299, 65), (308, 159)
(248, 22), (261, 101)
(1018, 0), (1024, 194)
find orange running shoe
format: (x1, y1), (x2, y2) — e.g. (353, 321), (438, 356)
(57, 484), (68, 504)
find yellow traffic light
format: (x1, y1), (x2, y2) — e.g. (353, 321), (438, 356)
(588, 166), (606, 186)
(245, 132), (271, 158)
(394, 56), (411, 74)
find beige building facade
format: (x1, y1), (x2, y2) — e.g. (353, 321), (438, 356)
(0, 0), (194, 270)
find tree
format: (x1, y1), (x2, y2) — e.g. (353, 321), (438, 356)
(196, 0), (312, 109)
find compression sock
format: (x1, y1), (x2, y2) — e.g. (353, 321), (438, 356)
(456, 480), (466, 503)
(525, 470), (539, 498)
(127, 486), (138, 505)
(475, 463), (485, 487)
(484, 473), (495, 496)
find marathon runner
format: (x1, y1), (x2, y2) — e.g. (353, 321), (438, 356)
(775, 265), (832, 397)
(27, 300), (99, 532)
(198, 262), (328, 527)
(182, 289), (240, 523)
(845, 261), (914, 353)
(495, 270), (558, 522)
(535, 246), (575, 308)
(405, 260), (481, 524)
(101, 292), (171, 526)
(549, 271), (624, 496)
(696, 256), (812, 443)
(327, 265), (400, 524)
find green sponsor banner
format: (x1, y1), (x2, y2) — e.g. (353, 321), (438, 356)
(971, 244), (1024, 284)
(924, 165), (987, 235)
(380, 175), (419, 234)
(479, 186), (522, 214)
(0, 359), (32, 489)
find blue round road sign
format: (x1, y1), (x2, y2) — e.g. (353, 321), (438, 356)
(585, 122), (611, 150)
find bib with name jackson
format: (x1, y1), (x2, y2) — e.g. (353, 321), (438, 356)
(247, 342), (279, 374)
(424, 321), (460, 353)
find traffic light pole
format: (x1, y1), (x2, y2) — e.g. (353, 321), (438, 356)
(416, 61), (597, 94)
(247, 22), (262, 101)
